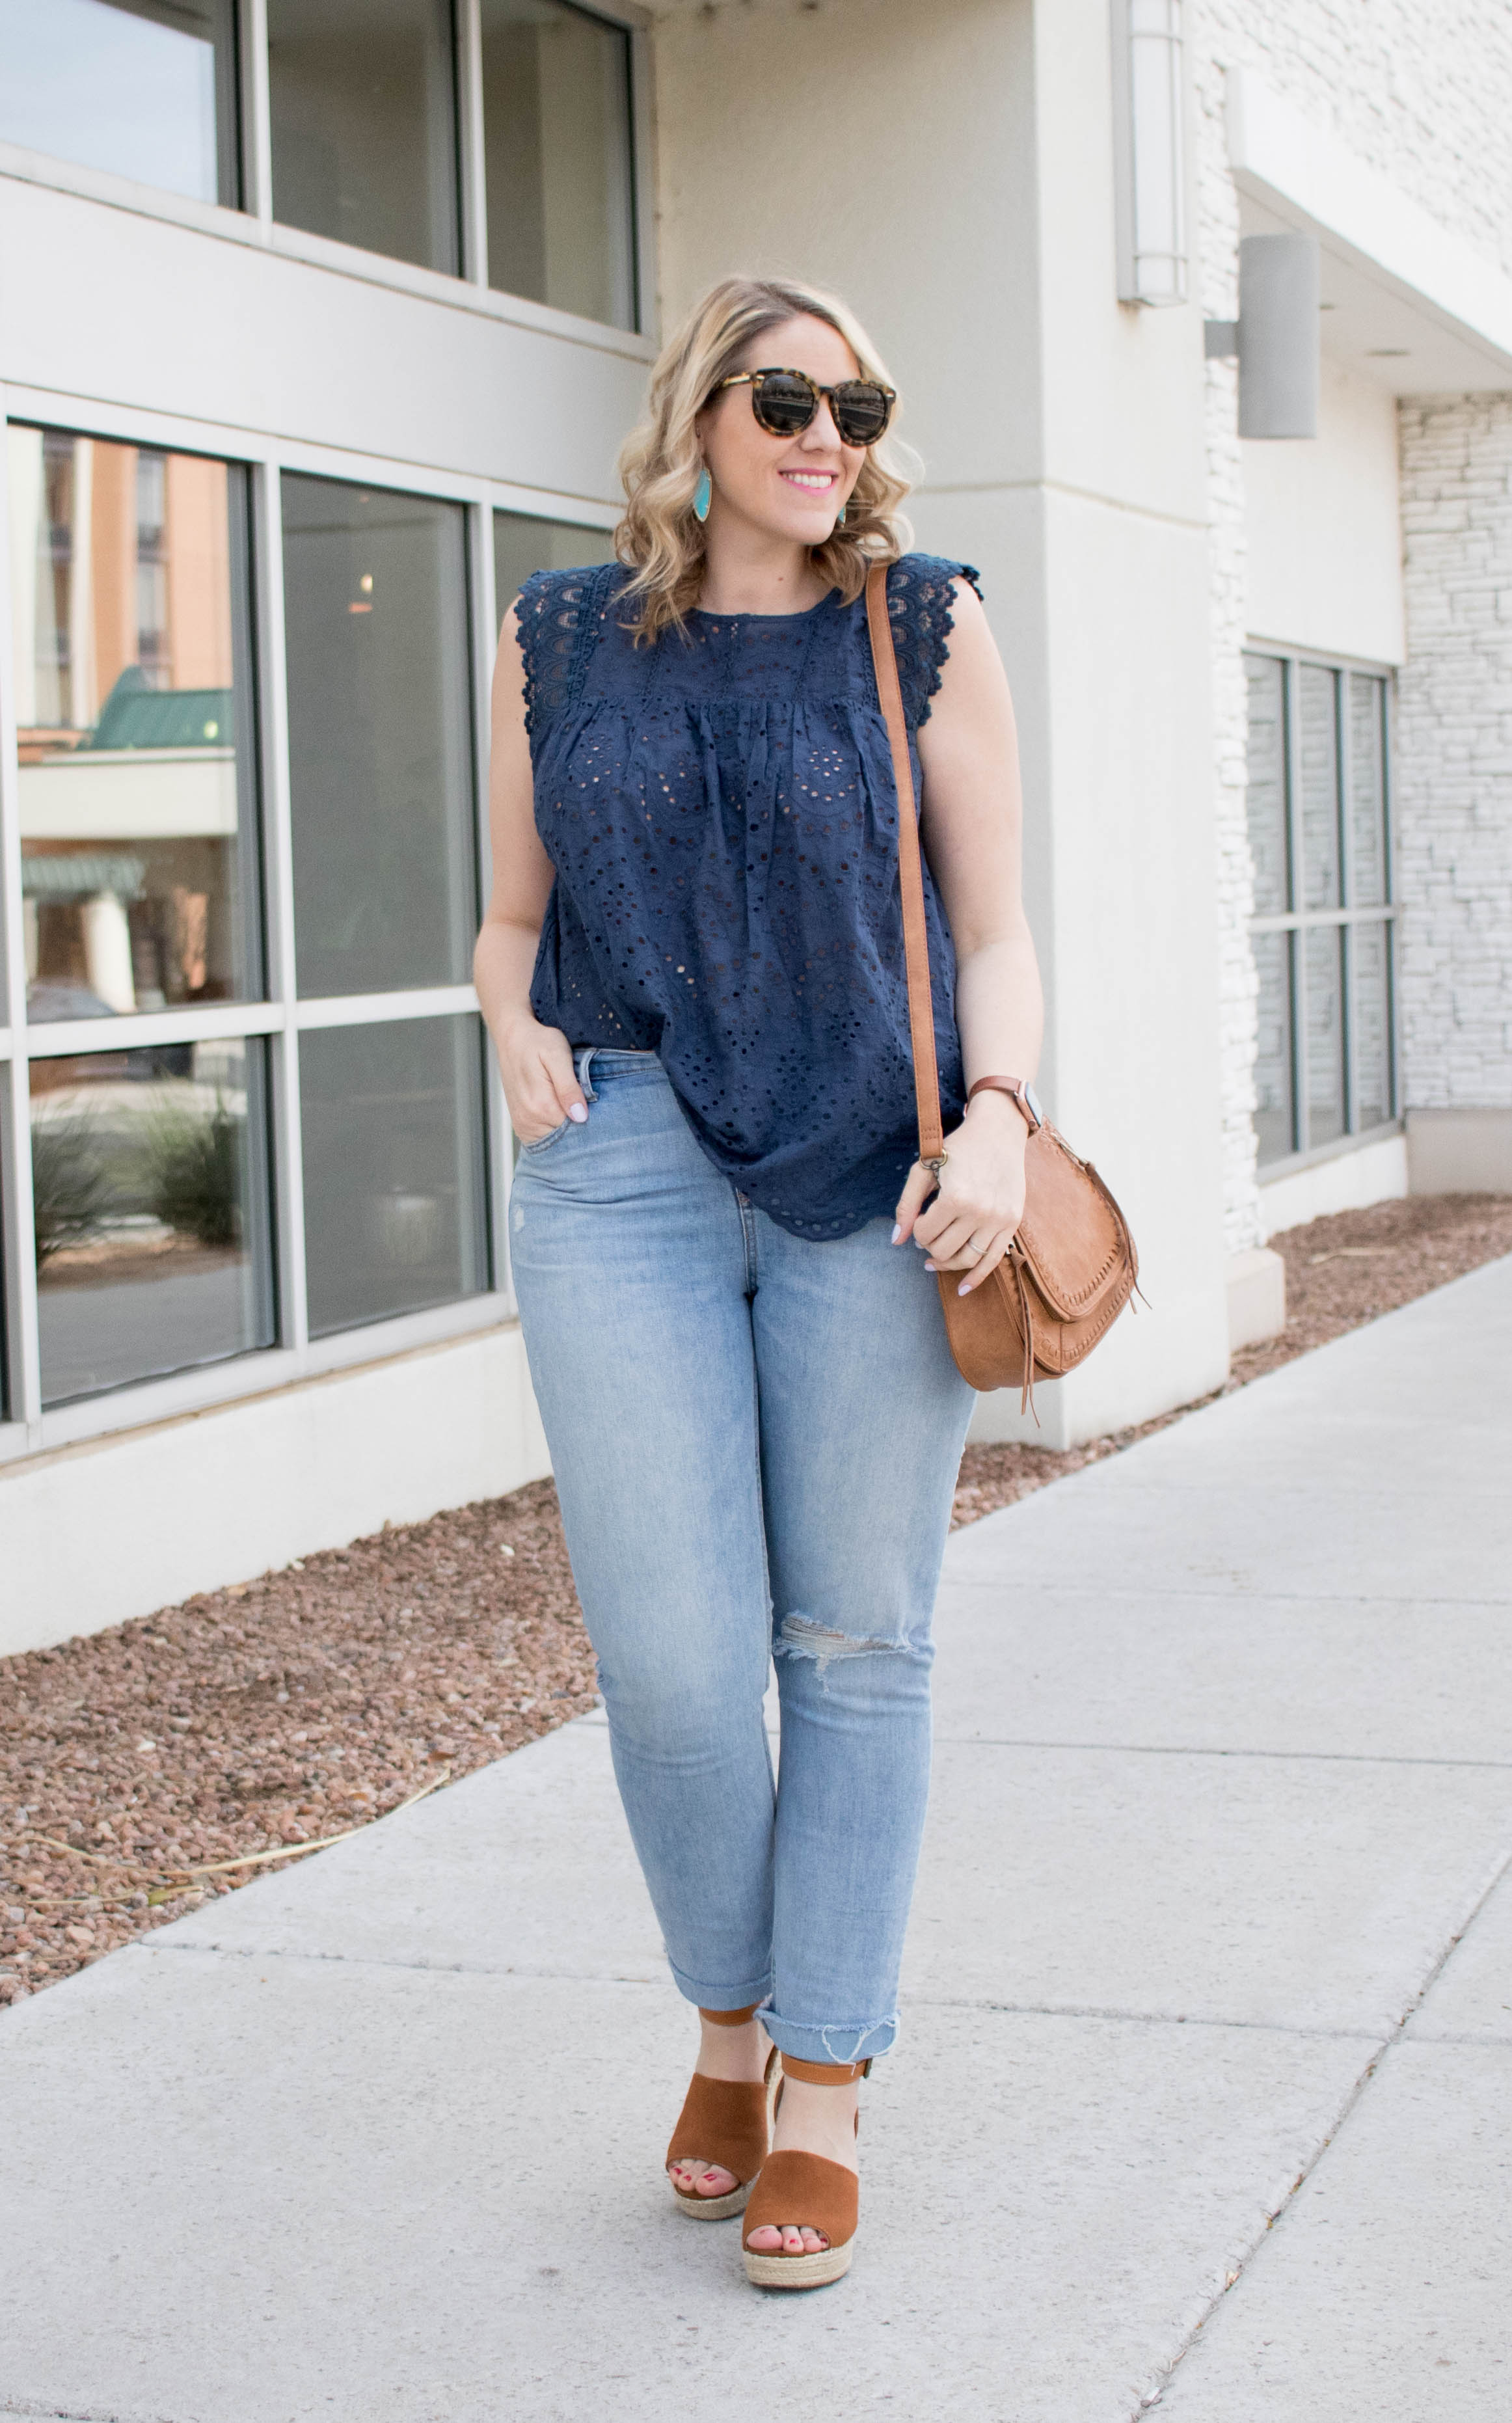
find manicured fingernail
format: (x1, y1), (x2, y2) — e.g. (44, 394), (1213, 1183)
(958, 1279), (971, 1295)
(567, 1103), (588, 1123)
(890, 1223), (901, 1244)
(924, 1261), (937, 1272)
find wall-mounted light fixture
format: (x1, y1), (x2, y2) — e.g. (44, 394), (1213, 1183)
(1205, 233), (1320, 439)
(1111, 0), (1188, 306)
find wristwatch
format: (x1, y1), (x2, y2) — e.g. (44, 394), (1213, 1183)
(965, 1074), (1044, 1135)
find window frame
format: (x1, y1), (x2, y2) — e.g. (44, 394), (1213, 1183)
(0, 0), (655, 344)
(0, 385), (620, 1461)
(1245, 642), (1401, 1177)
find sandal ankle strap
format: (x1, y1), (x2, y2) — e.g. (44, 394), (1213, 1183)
(698, 2003), (762, 2027)
(780, 2055), (871, 2085)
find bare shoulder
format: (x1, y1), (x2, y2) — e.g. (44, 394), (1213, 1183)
(930, 574), (1014, 719)
(492, 595), (528, 706)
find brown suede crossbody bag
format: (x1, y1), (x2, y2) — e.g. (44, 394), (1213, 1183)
(865, 564), (1139, 1408)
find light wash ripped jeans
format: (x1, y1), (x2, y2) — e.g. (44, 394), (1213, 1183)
(508, 1049), (975, 2064)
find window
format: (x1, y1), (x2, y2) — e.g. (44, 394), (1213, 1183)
(3, 0), (642, 330)
(3, 432), (509, 1420)
(31, 1037), (275, 1405)
(0, 0), (240, 207)
(299, 1016), (489, 1336)
(280, 469), (491, 1342)
(1245, 651), (1396, 1169)
(480, 0), (637, 329)
(493, 506), (617, 629)
(8, 426), (262, 1025)
(282, 474), (477, 998)
(7, 421), (271, 1409)
(266, 0), (461, 275)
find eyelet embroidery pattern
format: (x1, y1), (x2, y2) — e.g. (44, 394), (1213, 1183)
(515, 554), (981, 1239)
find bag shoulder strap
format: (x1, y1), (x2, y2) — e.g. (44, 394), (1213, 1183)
(865, 563), (945, 1167)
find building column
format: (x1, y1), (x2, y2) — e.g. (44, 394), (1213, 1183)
(1396, 396), (1512, 1192)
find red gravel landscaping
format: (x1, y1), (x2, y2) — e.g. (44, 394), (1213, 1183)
(4, 1191), (1508, 2009)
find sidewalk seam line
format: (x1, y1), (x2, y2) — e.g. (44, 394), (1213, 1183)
(931, 1739), (1512, 1769)
(1133, 1837), (1512, 2415)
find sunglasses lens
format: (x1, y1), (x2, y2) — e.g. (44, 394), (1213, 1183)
(833, 383), (892, 445)
(752, 373), (817, 435)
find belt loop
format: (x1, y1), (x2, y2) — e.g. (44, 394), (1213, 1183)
(576, 1046), (599, 1103)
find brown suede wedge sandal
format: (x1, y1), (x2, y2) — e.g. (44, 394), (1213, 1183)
(741, 2055), (869, 2290)
(666, 2005), (781, 2222)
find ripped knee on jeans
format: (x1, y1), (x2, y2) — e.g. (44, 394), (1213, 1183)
(776, 1614), (911, 1672)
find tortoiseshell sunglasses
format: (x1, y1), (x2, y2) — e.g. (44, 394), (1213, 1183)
(711, 366), (897, 447)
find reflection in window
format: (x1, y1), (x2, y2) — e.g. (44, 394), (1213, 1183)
(1304, 925), (1346, 1150)
(7, 426), (261, 1024)
(493, 509), (617, 632)
(282, 474), (476, 999)
(267, 0), (459, 274)
(481, 0), (636, 329)
(299, 1017), (489, 1338)
(31, 1037), (275, 1407)
(0, 0), (239, 207)
(1252, 930), (1293, 1168)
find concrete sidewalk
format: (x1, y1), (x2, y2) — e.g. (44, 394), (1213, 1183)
(3, 1261), (1510, 2423)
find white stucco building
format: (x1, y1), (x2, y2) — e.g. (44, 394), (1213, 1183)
(2, 0), (1509, 1652)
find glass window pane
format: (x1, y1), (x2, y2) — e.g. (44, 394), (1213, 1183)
(0, 0), (238, 207)
(1253, 929), (1295, 1167)
(267, 0), (459, 274)
(8, 426), (262, 1025)
(282, 474), (476, 997)
(1351, 919), (1393, 1131)
(1297, 662), (1341, 910)
(1348, 672), (1389, 908)
(31, 1036), (275, 1407)
(481, 0), (636, 330)
(299, 1016), (489, 1338)
(1243, 652), (1289, 916)
(493, 509), (617, 629)
(1303, 924), (1346, 1150)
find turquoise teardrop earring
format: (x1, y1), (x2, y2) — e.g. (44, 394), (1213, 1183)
(835, 502), (847, 528)
(694, 464), (712, 522)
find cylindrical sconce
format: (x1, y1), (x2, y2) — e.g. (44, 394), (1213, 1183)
(1111, 0), (1189, 307)
(1237, 233), (1319, 439)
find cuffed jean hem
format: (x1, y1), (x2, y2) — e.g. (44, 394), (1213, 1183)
(668, 1958), (776, 2014)
(759, 2012), (900, 2064)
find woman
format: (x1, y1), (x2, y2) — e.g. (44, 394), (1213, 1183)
(474, 275), (1042, 2290)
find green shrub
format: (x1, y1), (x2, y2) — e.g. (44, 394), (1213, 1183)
(30, 1115), (110, 1267)
(140, 1094), (242, 1247)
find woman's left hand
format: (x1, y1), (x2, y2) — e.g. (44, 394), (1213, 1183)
(891, 1095), (1029, 1295)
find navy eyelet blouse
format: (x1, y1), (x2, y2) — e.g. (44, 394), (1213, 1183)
(517, 552), (982, 1240)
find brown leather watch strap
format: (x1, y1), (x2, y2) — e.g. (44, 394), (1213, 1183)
(866, 565), (945, 1172)
(966, 1074), (1042, 1131)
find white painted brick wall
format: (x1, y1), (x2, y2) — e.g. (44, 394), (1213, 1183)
(1200, 1), (1512, 280)
(1396, 396), (1512, 1107)
(1193, 26), (1260, 1252)
(1194, 0), (1512, 1238)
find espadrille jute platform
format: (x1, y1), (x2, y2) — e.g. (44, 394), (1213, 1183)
(665, 2006), (780, 2221)
(742, 2055), (869, 2290)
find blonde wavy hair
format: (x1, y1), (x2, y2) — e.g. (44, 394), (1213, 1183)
(615, 275), (914, 643)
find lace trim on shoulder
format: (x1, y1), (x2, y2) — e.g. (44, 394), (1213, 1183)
(517, 562), (623, 742)
(885, 554), (984, 729)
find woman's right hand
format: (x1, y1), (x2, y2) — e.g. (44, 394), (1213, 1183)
(474, 604), (589, 1144)
(497, 1014), (589, 1144)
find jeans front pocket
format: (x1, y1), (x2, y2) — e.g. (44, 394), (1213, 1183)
(519, 1117), (572, 1156)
